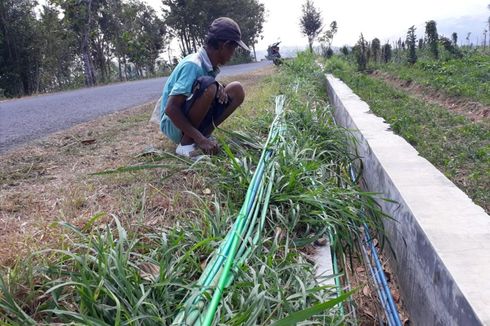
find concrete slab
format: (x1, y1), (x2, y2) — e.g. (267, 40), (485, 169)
(314, 242), (336, 287)
(326, 74), (490, 326)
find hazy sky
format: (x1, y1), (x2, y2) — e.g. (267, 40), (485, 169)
(145, 0), (487, 50)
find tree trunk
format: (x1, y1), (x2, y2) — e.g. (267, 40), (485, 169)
(123, 55), (128, 80)
(118, 56), (122, 81)
(192, 36), (197, 53)
(252, 44), (257, 62)
(182, 28), (192, 54)
(179, 34), (187, 56)
(82, 0), (95, 87)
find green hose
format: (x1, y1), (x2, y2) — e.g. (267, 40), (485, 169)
(172, 95), (286, 326)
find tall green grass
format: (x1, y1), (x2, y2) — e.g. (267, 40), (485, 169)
(1, 52), (386, 325)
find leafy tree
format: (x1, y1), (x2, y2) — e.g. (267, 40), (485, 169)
(318, 20), (337, 57)
(451, 32), (458, 46)
(99, 0), (128, 81)
(425, 20), (438, 59)
(406, 25), (417, 64)
(355, 33), (368, 71)
(122, 2), (166, 76)
(228, 0), (265, 61)
(0, 0), (171, 97)
(440, 36), (462, 58)
(299, 0), (323, 52)
(318, 21), (336, 57)
(51, 0), (105, 86)
(418, 38), (424, 49)
(484, 29), (488, 50)
(324, 47), (333, 58)
(38, 4), (78, 91)
(381, 43), (392, 63)
(371, 38), (380, 63)
(340, 45), (349, 56)
(0, 0), (43, 96)
(162, 0), (203, 56)
(162, 0), (264, 60)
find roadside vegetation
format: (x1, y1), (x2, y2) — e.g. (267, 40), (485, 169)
(323, 55), (489, 212)
(1, 53), (387, 324)
(0, 0), (265, 98)
(343, 18), (490, 108)
(380, 53), (490, 105)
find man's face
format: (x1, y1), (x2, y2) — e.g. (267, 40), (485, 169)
(218, 41), (238, 65)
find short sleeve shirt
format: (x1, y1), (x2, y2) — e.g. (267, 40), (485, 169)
(159, 48), (220, 122)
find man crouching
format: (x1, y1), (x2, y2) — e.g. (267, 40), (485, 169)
(159, 17), (248, 157)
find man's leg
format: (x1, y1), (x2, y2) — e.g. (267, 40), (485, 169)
(180, 82), (218, 145)
(202, 81), (245, 136)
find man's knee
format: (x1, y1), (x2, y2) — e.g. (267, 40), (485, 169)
(193, 76), (218, 103)
(202, 82), (218, 101)
(226, 81), (245, 105)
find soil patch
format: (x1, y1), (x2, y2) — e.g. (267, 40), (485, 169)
(371, 70), (489, 122)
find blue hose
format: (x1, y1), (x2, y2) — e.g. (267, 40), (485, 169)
(326, 107), (402, 325)
(347, 149), (402, 326)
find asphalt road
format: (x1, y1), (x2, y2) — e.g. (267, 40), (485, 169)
(0, 61), (271, 153)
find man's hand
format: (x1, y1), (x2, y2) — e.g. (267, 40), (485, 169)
(196, 135), (219, 155)
(216, 83), (229, 105)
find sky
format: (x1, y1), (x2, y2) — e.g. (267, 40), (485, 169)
(145, 0), (488, 51)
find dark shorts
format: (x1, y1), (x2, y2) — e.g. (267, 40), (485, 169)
(183, 76), (227, 134)
(161, 76), (227, 144)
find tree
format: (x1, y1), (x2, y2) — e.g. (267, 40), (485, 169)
(299, 0), (322, 52)
(52, 0), (104, 86)
(487, 5), (490, 52)
(418, 38), (424, 49)
(162, 0), (204, 56)
(340, 45), (349, 56)
(38, 4), (77, 90)
(381, 43), (392, 63)
(451, 32), (458, 46)
(371, 38), (380, 63)
(440, 36), (462, 58)
(0, 0), (43, 96)
(0, 0), (172, 97)
(162, 0), (264, 59)
(318, 21), (337, 58)
(425, 20), (438, 59)
(355, 33), (368, 71)
(99, 0), (128, 81)
(228, 0), (265, 61)
(484, 29), (488, 50)
(406, 26), (417, 64)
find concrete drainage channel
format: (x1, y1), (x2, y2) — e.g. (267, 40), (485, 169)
(325, 74), (490, 325)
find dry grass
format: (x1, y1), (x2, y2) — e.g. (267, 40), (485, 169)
(0, 66), (275, 267)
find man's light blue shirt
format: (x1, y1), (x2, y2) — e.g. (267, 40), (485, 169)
(159, 48), (220, 143)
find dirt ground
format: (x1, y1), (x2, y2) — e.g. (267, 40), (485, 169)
(370, 70), (490, 122)
(0, 66), (275, 267)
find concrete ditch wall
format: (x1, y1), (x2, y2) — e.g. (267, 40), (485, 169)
(325, 74), (490, 326)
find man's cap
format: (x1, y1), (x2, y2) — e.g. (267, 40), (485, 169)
(208, 17), (250, 51)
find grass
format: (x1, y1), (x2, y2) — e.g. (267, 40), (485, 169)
(324, 56), (490, 212)
(381, 52), (490, 105)
(1, 53), (387, 324)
